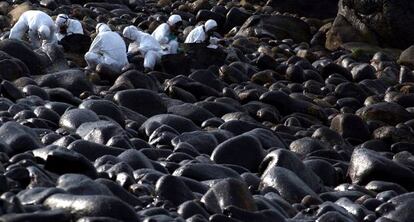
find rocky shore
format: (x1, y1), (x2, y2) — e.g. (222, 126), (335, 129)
(0, 0), (414, 221)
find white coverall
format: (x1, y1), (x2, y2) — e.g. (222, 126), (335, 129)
(184, 19), (219, 48)
(123, 25), (163, 70)
(55, 14), (84, 41)
(9, 10), (57, 48)
(84, 24), (128, 72)
(151, 15), (182, 54)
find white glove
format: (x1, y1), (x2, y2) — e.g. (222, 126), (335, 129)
(207, 44), (218, 49)
(160, 37), (169, 45)
(209, 37), (219, 45)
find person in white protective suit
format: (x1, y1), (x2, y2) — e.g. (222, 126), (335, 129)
(55, 14), (84, 41)
(84, 23), (128, 72)
(123, 25), (163, 72)
(184, 19), (219, 48)
(151, 14), (182, 54)
(9, 10), (57, 48)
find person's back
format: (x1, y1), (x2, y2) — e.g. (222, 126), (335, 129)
(123, 25), (163, 71)
(96, 31), (126, 56)
(151, 15), (182, 54)
(98, 31), (127, 70)
(26, 11), (54, 31)
(185, 19), (218, 45)
(86, 24), (128, 71)
(138, 32), (162, 54)
(151, 23), (170, 44)
(67, 19), (83, 35)
(184, 25), (206, 43)
(10, 10), (56, 42)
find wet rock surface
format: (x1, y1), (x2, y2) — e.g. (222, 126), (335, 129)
(0, 0), (413, 221)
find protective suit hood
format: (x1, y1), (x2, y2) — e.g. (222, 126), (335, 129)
(38, 25), (51, 39)
(85, 24), (128, 72)
(123, 26), (142, 42)
(9, 10), (57, 47)
(96, 23), (111, 34)
(56, 14), (69, 26)
(167, 15), (182, 26)
(204, 19), (217, 32)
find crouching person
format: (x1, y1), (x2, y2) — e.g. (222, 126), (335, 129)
(85, 23), (128, 74)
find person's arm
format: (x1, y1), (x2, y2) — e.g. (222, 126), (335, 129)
(47, 29), (58, 44)
(137, 36), (160, 53)
(184, 29), (196, 43)
(88, 35), (103, 54)
(152, 25), (169, 44)
(209, 36), (220, 44)
(9, 20), (27, 40)
(71, 20), (84, 35)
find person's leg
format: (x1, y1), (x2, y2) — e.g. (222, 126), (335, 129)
(47, 28), (58, 45)
(102, 56), (124, 74)
(144, 50), (158, 71)
(84, 51), (100, 70)
(168, 40), (179, 54)
(28, 29), (41, 48)
(95, 63), (120, 82)
(9, 21), (27, 40)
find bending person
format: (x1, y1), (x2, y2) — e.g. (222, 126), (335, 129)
(184, 19), (218, 47)
(123, 25), (163, 72)
(55, 14), (84, 41)
(9, 10), (57, 48)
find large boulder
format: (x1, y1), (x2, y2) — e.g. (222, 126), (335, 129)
(139, 114), (200, 136)
(113, 89), (166, 117)
(8, 2), (32, 24)
(348, 148), (414, 190)
(357, 102), (412, 126)
(0, 39), (44, 75)
(155, 175), (196, 206)
(225, 7), (251, 31)
(182, 44), (227, 70)
(59, 108), (100, 132)
(236, 15), (311, 43)
(165, 75), (220, 99)
(378, 195), (414, 221)
(398, 45), (414, 68)
(260, 149), (324, 193)
(172, 131), (218, 155)
(260, 166), (320, 204)
(330, 113), (371, 141)
(173, 163), (241, 181)
(109, 70), (161, 93)
(0, 121), (41, 154)
(79, 99), (126, 127)
(0, 51), (30, 81)
(35, 43), (69, 73)
(326, 0), (414, 50)
(167, 103), (215, 126)
(59, 34), (92, 54)
(211, 134), (265, 172)
(44, 194), (139, 221)
(35, 69), (93, 97)
(160, 54), (192, 76)
(266, 0), (338, 19)
(44, 149), (98, 179)
(201, 178), (257, 214)
(76, 120), (127, 145)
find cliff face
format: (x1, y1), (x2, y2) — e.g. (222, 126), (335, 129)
(265, 0), (339, 19)
(327, 0), (414, 50)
